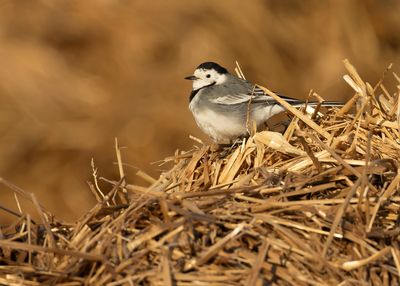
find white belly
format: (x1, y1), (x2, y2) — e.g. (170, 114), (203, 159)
(189, 95), (285, 142)
(191, 108), (246, 142)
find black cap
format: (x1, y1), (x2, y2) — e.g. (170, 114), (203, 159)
(196, 62), (228, 74)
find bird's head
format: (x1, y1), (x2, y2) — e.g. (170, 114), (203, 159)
(185, 62), (229, 90)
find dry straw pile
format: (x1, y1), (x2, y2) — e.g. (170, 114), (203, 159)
(1, 60), (400, 285)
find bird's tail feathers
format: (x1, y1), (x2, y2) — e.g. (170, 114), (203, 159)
(288, 101), (344, 117)
(318, 101), (344, 107)
(292, 101), (344, 107)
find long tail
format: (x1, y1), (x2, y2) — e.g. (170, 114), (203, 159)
(275, 93), (344, 108)
(318, 101), (344, 107)
(292, 101), (344, 108)
(286, 101), (344, 117)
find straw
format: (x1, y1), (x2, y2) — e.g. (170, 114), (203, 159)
(1, 61), (399, 285)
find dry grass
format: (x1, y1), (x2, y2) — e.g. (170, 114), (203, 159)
(0, 61), (399, 285)
(1, 1), (400, 222)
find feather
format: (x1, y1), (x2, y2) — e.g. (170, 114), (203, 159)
(210, 85), (304, 106)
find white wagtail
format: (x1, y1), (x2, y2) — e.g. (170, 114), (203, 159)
(185, 62), (343, 143)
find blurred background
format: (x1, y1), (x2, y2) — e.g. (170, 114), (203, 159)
(0, 0), (399, 223)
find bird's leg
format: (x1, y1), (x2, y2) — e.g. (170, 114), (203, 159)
(228, 137), (246, 150)
(211, 138), (245, 157)
(210, 142), (223, 152)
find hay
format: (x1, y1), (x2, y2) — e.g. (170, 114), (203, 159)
(1, 61), (400, 285)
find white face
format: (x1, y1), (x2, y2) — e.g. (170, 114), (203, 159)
(191, 68), (227, 90)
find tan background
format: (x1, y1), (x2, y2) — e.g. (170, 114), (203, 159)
(0, 0), (399, 223)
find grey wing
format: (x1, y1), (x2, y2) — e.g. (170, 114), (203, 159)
(210, 93), (274, 105)
(210, 82), (303, 106)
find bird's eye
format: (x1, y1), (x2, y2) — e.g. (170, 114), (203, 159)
(206, 74), (211, 78)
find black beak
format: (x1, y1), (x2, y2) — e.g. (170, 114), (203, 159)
(184, 75), (198, 80)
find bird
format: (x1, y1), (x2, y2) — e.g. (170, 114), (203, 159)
(185, 61), (343, 143)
